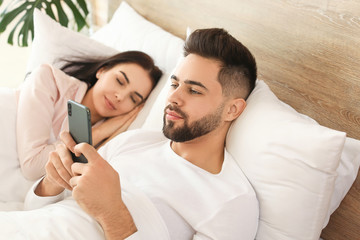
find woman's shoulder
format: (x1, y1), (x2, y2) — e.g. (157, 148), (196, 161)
(34, 63), (87, 95)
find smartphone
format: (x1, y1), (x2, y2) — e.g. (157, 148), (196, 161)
(67, 100), (92, 163)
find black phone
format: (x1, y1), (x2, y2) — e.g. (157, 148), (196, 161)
(67, 100), (92, 163)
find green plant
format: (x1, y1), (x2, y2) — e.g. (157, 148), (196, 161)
(0, 0), (89, 47)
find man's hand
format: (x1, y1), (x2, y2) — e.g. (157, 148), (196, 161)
(34, 130), (82, 197)
(35, 136), (75, 197)
(70, 142), (137, 239)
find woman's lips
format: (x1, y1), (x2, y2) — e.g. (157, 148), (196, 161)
(104, 96), (116, 110)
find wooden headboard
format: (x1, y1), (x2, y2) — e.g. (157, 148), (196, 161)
(104, 0), (360, 238)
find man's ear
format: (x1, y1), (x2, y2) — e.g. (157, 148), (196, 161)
(224, 98), (246, 122)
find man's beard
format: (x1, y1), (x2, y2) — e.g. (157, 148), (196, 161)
(162, 103), (224, 142)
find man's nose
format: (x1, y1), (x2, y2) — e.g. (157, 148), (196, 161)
(167, 87), (185, 106)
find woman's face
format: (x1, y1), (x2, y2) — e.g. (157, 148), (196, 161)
(91, 63), (153, 119)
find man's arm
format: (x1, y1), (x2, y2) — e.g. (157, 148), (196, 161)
(96, 200), (137, 240)
(69, 139), (137, 239)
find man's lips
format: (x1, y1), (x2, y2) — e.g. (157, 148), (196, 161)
(165, 109), (183, 120)
(105, 96), (116, 110)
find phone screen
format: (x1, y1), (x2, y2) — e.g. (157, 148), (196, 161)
(67, 100), (92, 163)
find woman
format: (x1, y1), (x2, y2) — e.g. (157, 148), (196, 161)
(16, 51), (162, 180)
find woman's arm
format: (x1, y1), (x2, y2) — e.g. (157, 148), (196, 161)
(17, 64), (60, 180)
(16, 64), (86, 180)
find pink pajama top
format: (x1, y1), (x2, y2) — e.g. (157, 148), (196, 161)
(16, 64), (88, 180)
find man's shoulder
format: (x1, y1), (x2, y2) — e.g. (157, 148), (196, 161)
(119, 129), (167, 144)
(99, 129), (167, 156)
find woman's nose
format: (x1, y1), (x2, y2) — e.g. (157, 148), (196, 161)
(115, 92), (125, 102)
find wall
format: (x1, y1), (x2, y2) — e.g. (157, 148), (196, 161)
(0, 0), (31, 88)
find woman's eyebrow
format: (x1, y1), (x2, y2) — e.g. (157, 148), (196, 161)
(135, 92), (144, 102)
(120, 71), (129, 83)
(119, 71), (144, 101)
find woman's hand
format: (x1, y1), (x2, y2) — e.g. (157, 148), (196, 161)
(92, 105), (142, 147)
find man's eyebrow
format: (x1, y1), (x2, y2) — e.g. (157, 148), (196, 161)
(120, 71), (129, 84)
(170, 74), (208, 91)
(170, 74), (179, 81)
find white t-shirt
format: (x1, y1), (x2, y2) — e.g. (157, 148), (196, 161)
(23, 129), (258, 240)
(99, 129), (259, 239)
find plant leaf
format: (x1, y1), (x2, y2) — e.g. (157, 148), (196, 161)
(18, 9), (34, 47)
(63, 0), (86, 31)
(43, 2), (56, 20)
(53, 0), (69, 27)
(0, 1), (30, 33)
(76, 0), (89, 15)
(0, 0), (89, 46)
(7, 12), (27, 45)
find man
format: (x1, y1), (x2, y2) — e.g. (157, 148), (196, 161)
(8, 28), (259, 239)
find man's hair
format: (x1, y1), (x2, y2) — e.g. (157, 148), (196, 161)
(184, 28), (257, 100)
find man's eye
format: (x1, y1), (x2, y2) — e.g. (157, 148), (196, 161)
(170, 83), (178, 88)
(190, 89), (201, 95)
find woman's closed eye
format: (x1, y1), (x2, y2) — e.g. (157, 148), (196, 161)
(130, 94), (142, 105)
(130, 95), (137, 104)
(116, 77), (125, 86)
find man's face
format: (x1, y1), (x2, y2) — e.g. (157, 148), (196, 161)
(162, 54), (225, 142)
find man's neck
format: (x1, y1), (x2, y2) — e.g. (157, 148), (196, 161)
(170, 126), (228, 174)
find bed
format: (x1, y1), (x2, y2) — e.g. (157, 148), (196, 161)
(0, 0), (359, 239)
(102, 1), (360, 239)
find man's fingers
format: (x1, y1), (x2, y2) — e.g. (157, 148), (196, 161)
(46, 152), (72, 190)
(71, 162), (86, 176)
(69, 175), (80, 189)
(60, 131), (77, 153)
(73, 143), (100, 164)
(55, 143), (74, 176)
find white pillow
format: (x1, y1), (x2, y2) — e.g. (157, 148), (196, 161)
(142, 78), (359, 239)
(26, 9), (119, 75)
(226, 80), (346, 239)
(91, 1), (184, 74)
(323, 136), (360, 227)
(27, 2), (184, 76)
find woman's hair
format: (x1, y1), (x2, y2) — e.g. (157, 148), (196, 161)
(60, 51), (163, 89)
(184, 28), (257, 100)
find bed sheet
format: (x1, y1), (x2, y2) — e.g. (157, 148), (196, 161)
(0, 87), (34, 209)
